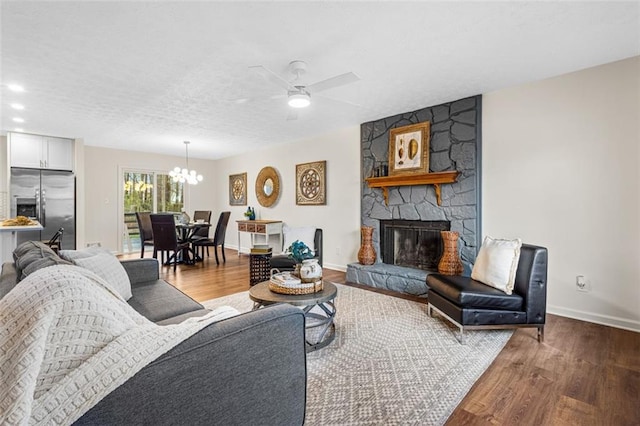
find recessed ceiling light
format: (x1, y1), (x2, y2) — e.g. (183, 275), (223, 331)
(10, 103), (25, 110)
(7, 84), (24, 92)
(14, 128), (24, 132)
(13, 117), (25, 123)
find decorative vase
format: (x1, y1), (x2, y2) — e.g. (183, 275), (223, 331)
(357, 226), (376, 265)
(438, 231), (463, 275)
(245, 206), (255, 220)
(299, 258), (322, 283)
(180, 212), (190, 225)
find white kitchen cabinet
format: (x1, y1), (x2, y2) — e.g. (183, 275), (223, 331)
(9, 133), (73, 171)
(9, 133), (43, 169)
(44, 137), (74, 170)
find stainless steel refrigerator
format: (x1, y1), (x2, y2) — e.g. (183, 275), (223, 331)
(10, 167), (76, 249)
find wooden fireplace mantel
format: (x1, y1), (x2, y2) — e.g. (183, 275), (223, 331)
(365, 171), (459, 206)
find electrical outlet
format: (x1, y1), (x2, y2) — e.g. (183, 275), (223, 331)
(576, 275), (589, 292)
(336, 246), (341, 256)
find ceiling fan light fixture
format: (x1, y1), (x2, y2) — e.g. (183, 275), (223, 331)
(288, 92), (311, 108)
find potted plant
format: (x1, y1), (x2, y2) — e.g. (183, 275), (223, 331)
(243, 207), (256, 220)
(287, 240), (314, 264)
(287, 240), (320, 281)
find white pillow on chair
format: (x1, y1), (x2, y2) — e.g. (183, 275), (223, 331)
(471, 236), (522, 295)
(282, 225), (316, 255)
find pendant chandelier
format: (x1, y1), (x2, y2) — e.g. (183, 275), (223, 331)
(169, 141), (203, 185)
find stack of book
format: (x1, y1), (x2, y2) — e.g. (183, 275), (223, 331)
(250, 244), (272, 254)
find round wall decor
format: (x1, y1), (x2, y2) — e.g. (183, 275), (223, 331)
(255, 166), (280, 207)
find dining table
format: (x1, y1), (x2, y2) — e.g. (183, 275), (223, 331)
(175, 221), (211, 265)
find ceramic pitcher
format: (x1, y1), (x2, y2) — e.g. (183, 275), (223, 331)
(300, 258), (322, 283)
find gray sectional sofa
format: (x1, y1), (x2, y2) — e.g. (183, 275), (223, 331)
(0, 242), (307, 425)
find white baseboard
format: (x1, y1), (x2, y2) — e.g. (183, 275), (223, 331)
(323, 263), (346, 272)
(548, 304), (640, 333)
(227, 244), (240, 251)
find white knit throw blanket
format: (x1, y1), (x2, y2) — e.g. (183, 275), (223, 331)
(0, 265), (238, 425)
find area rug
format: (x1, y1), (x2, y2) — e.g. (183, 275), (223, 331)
(202, 283), (512, 425)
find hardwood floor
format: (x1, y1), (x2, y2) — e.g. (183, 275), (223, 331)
(122, 249), (640, 424)
(447, 317), (640, 425)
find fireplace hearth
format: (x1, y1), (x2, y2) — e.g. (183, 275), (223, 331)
(380, 220), (449, 270)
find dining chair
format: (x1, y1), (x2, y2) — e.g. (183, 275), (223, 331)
(44, 228), (64, 254)
(135, 212), (155, 258)
(192, 211), (231, 265)
(192, 210), (212, 241)
(150, 213), (190, 271)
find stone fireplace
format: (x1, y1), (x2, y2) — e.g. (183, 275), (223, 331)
(380, 220), (449, 270)
(346, 95), (482, 297)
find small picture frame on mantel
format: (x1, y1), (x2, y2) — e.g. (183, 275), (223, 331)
(388, 121), (430, 176)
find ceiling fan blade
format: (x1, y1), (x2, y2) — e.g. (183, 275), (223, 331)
(230, 98), (250, 105)
(316, 93), (362, 108)
(306, 72), (360, 93)
(286, 109), (299, 121)
(249, 65), (294, 91)
(227, 93), (286, 105)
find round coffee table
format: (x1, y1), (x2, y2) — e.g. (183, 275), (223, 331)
(249, 281), (337, 352)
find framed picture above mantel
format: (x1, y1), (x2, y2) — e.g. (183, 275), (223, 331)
(388, 121), (430, 176)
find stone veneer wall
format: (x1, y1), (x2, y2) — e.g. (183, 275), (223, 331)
(348, 95), (481, 296)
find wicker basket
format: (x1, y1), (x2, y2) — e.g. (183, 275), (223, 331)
(268, 279), (323, 295)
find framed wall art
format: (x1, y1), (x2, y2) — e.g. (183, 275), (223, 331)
(296, 160), (326, 205)
(229, 172), (247, 206)
(388, 121), (430, 176)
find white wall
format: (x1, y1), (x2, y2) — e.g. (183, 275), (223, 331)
(483, 56), (640, 332)
(213, 126), (361, 271)
(0, 136), (7, 218)
(74, 138), (85, 248)
(83, 146), (216, 251)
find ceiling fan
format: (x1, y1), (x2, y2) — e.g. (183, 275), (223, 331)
(249, 60), (361, 120)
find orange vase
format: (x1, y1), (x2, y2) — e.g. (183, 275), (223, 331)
(438, 231), (463, 275)
(357, 226), (376, 265)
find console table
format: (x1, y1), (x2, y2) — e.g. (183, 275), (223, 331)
(236, 220), (283, 256)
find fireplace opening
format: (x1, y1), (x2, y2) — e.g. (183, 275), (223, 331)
(380, 220), (450, 270)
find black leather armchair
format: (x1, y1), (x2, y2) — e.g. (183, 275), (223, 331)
(270, 229), (323, 272)
(426, 244), (547, 343)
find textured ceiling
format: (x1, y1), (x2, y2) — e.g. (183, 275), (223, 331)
(1, 1), (638, 160)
